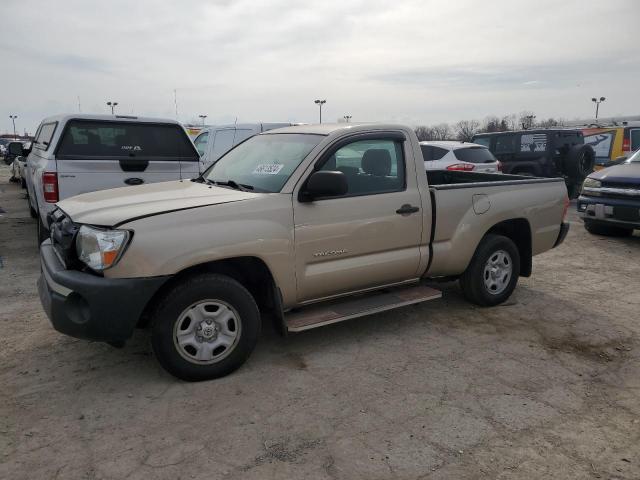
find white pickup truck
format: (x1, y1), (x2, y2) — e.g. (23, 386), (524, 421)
(23, 114), (200, 243)
(39, 123), (570, 381)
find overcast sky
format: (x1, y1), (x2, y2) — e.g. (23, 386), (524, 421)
(1, 0), (639, 135)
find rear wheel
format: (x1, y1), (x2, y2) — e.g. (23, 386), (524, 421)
(460, 234), (520, 306)
(584, 220), (633, 237)
(151, 274), (261, 381)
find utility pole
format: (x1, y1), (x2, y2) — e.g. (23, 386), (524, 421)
(106, 101), (118, 115)
(9, 115), (17, 138)
(199, 114), (207, 126)
(591, 97), (606, 120)
(314, 99), (326, 124)
(343, 115), (352, 123)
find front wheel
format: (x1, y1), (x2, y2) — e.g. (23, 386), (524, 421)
(459, 234), (521, 306)
(151, 274), (261, 381)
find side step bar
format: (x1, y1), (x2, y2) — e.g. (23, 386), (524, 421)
(285, 283), (442, 333)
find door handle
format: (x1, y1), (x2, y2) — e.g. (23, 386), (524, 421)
(396, 204), (420, 215)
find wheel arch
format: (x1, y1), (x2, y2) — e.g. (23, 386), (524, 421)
(484, 218), (532, 277)
(138, 256), (285, 334)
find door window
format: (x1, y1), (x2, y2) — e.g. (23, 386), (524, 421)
(211, 129), (236, 160)
(420, 145), (432, 161)
(320, 139), (405, 196)
(494, 135), (516, 153)
(194, 132), (209, 156)
(34, 122), (57, 151)
(473, 137), (491, 148)
(631, 129), (640, 151)
(431, 146), (448, 160)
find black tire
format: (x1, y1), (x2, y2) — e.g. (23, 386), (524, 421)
(459, 234), (521, 307)
(37, 212), (49, 245)
(564, 145), (595, 178)
(151, 273), (261, 381)
(584, 220), (633, 237)
(566, 182), (581, 199)
(28, 202), (38, 219)
(21, 177), (26, 189)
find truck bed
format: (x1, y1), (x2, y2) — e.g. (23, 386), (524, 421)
(424, 171), (567, 278)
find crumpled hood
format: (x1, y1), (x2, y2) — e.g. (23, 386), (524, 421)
(590, 162), (640, 185)
(57, 180), (258, 226)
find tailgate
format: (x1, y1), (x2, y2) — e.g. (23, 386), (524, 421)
(55, 119), (199, 199)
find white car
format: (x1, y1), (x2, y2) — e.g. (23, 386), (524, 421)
(420, 141), (502, 173)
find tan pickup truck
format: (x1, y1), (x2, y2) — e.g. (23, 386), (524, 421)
(39, 123), (570, 381)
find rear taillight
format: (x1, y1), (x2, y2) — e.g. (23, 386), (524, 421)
(446, 163), (475, 171)
(622, 138), (631, 152)
(496, 161), (503, 172)
(42, 172), (59, 203)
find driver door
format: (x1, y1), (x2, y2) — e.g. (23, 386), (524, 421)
(293, 133), (424, 303)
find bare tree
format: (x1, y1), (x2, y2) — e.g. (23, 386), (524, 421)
(455, 119), (480, 142)
(518, 111), (537, 129)
(432, 123), (451, 140)
(537, 117), (564, 128)
(414, 126), (434, 141)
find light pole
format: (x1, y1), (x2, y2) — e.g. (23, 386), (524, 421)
(199, 114), (207, 126)
(591, 97), (605, 120)
(9, 115), (17, 138)
(106, 101), (118, 115)
(343, 115), (352, 123)
(314, 99), (326, 124)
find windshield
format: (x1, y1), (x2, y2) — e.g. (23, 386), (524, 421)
(628, 149), (640, 163)
(204, 133), (323, 192)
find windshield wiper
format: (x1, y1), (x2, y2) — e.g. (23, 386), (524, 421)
(206, 179), (254, 191)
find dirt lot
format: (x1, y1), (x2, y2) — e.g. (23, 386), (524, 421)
(1, 164), (639, 480)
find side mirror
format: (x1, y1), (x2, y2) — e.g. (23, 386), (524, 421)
(612, 155), (628, 165)
(302, 171), (348, 201)
(8, 142), (24, 156)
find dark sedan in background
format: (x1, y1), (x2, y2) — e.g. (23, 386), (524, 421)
(578, 149), (640, 236)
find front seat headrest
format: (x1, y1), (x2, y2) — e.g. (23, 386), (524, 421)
(362, 149), (391, 176)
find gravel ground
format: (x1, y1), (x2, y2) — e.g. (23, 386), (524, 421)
(1, 164), (639, 480)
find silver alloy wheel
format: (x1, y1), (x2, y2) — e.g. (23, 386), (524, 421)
(173, 300), (241, 365)
(483, 249), (512, 295)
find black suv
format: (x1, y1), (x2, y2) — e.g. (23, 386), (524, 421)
(472, 129), (595, 197)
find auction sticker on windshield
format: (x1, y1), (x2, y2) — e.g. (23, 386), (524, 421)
(253, 164), (284, 175)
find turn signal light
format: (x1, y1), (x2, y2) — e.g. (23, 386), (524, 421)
(42, 172), (59, 203)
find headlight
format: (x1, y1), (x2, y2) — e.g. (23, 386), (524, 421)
(582, 177), (601, 196)
(76, 225), (131, 271)
(582, 177), (601, 189)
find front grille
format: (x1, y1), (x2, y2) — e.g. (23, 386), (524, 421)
(613, 206), (640, 222)
(594, 183), (640, 200)
(47, 208), (79, 267)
